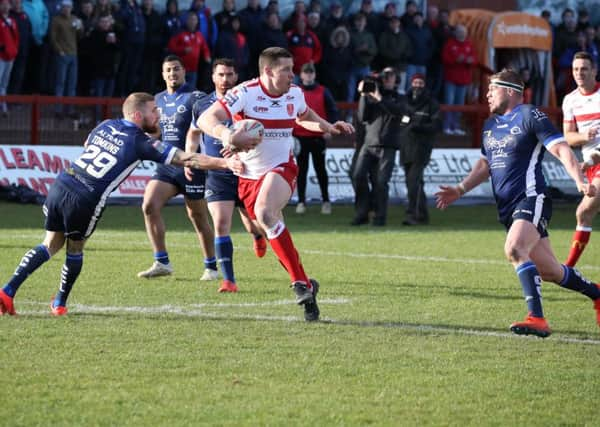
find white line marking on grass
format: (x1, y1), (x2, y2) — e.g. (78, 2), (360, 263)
(6, 231), (600, 271)
(15, 301), (600, 346)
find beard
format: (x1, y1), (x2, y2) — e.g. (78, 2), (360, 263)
(490, 98), (509, 115)
(141, 118), (159, 135)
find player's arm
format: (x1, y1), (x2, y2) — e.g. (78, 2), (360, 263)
(563, 120), (595, 147)
(196, 102), (259, 152)
(435, 157), (490, 209)
(548, 141), (595, 197)
(295, 107), (355, 135)
(181, 151), (244, 174)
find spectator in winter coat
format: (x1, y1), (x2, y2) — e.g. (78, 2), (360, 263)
(115, 0), (145, 96)
(50, 0), (83, 114)
(8, 0), (30, 95)
(405, 12), (433, 92)
(214, 14), (249, 81)
(320, 25), (352, 101)
(377, 15), (412, 93)
(259, 11), (287, 53)
(180, 0), (217, 50)
(286, 13), (321, 75)
(347, 12), (376, 102)
(0, 0), (18, 113)
(168, 11), (211, 88)
(441, 24), (476, 135)
(140, 0), (163, 93)
(238, 0), (264, 78)
(161, 0), (181, 47)
(214, 0), (235, 30)
(88, 13), (119, 98)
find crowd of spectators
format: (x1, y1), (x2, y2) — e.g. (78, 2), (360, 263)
(0, 0), (461, 119)
(0, 0), (598, 122)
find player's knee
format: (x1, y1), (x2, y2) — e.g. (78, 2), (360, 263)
(504, 244), (525, 264)
(141, 200), (161, 217)
(254, 207), (275, 228)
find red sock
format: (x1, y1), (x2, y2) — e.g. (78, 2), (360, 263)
(565, 228), (591, 267)
(269, 227), (311, 286)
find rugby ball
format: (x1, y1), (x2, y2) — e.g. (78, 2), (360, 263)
(232, 119), (265, 142)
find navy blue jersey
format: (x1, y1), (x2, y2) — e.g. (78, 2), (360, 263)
(481, 104), (564, 219)
(56, 119), (177, 203)
(155, 83), (207, 150)
(192, 91), (233, 177)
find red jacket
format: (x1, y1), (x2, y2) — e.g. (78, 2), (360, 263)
(441, 37), (476, 85)
(286, 29), (321, 74)
(167, 30), (211, 72)
(0, 14), (19, 61)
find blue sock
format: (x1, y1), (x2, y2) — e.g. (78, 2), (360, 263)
(559, 265), (600, 299)
(204, 256), (217, 271)
(215, 236), (235, 283)
(3, 244), (51, 297)
(154, 251), (169, 265)
(515, 261), (544, 318)
(53, 253), (83, 307)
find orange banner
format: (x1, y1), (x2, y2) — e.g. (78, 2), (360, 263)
(491, 13), (552, 50)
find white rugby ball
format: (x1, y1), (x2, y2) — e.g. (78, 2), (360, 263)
(232, 119), (265, 142)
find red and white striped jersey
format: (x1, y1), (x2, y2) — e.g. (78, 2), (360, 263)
(219, 78), (308, 179)
(562, 83), (600, 161)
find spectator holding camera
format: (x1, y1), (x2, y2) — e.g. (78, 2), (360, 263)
(399, 73), (441, 225)
(351, 67), (405, 226)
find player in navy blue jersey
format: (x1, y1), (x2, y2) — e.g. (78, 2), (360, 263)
(436, 69), (600, 338)
(0, 92), (243, 316)
(187, 58), (267, 293)
(138, 55), (218, 281)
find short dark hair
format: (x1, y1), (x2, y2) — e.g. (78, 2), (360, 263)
(212, 57), (236, 71)
(573, 51), (595, 67)
(163, 54), (184, 68)
(258, 47), (293, 72)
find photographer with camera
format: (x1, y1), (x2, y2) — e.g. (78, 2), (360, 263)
(351, 67), (406, 226)
(399, 73), (442, 225)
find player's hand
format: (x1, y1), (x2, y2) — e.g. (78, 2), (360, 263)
(225, 156), (244, 174)
(184, 167), (194, 180)
(329, 121), (355, 135)
(577, 181), (596, 198)
(581, 149), (600, 172)
(230, 127), (261, 152)
(435, 185), (461, 210)
(587, 126), (600, 141)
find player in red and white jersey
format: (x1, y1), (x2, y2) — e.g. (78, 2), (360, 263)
(196, 47), (354, 321)
(563, 51), (600, 266)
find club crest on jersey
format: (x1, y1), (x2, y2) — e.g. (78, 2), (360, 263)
(287, 104), (294, 116)
(510, 126), (522, 135)
(177, 105), (187, 114)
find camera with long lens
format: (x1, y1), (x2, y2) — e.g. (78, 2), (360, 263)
(362, 77), (378, 93)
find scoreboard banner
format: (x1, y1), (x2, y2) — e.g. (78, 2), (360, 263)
(0, 145), (580, 202)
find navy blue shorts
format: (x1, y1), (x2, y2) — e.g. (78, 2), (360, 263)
(153, 164), (206, 200)
(43, 181), (101, 240)
(500, 194), (552, 238)
(205, 171), (242, 205)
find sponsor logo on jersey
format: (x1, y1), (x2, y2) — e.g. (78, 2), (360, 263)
(270, 100), (281, 107)
(152, 140), (169, 154)
(253, 106), (268, 113)
(106, 125), (128, 137)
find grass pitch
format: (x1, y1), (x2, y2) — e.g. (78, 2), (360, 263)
(1, 200), (599, 426)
